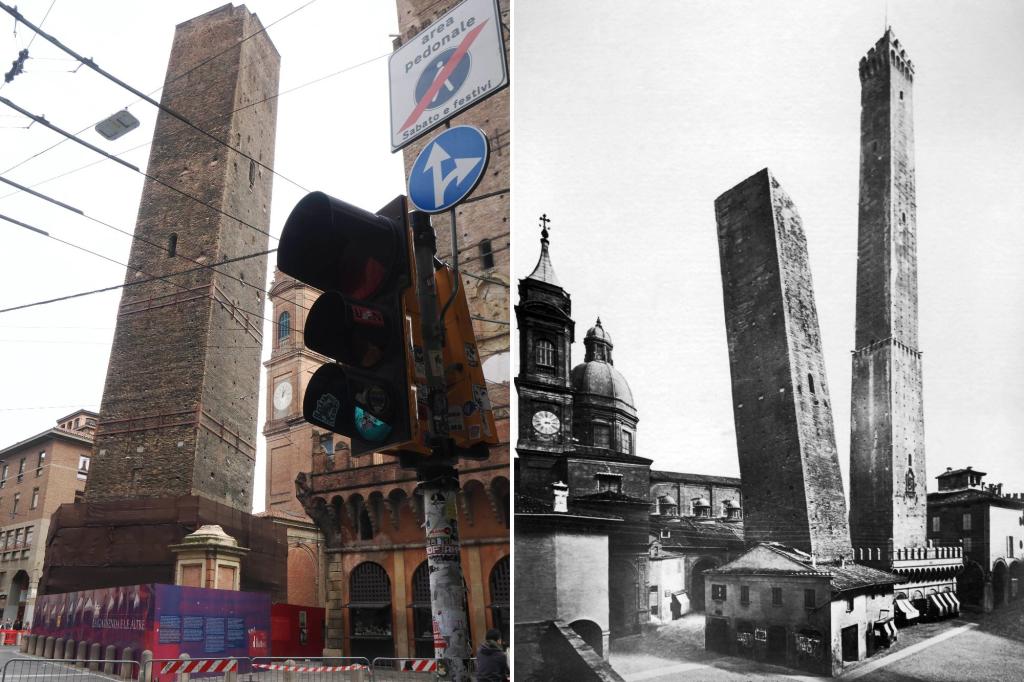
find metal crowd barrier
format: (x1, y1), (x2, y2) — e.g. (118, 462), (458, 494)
(370, 657), (476, 681)
(1, 657), (140, 680)
(9, 647), (485, 681)
(247, 657), (372, 680)
(144, 656), (243, 681)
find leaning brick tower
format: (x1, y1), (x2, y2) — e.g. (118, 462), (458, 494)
(41, 5), (286, 597)
(848, 29), (927, 551)
(716, 168), (852, 561)
(85, 5), (279, 511)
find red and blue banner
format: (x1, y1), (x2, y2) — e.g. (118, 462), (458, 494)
(32, 584), (269, 679)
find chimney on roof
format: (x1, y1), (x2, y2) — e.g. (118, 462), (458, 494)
(947, 467), (953, 472)
(811, 555), (817, 568)
(553, 481), (569, 513)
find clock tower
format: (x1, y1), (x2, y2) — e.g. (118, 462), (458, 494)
(514, 220), (574, 491)
(262, 268), (330, 517)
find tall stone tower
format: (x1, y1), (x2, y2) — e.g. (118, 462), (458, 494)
(715, 168), (852, 561)
(849, 29), (926, 550)
(41, 5), (287, 597)
(85, 4), (279, 512)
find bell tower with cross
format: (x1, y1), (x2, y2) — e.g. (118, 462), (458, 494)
(514, 216), (576, 491)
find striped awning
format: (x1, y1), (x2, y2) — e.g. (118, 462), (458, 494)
(937, 591), (960, 615)
(873, 619), (898, 640)
(928, 594), (947, 617)
(894, 598), (920, 620)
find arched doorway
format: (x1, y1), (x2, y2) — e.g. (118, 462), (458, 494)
(489, 556), (510, 639)
(609, 559), (641, 638)
(348, 562), (394, 659)
(690, 558), (718, 612)
(958, 561), (985, 607)
(5, 571), (29, 625)
(1009, 561), (1023, 601)
(569, 619), (603, 657)
(993, 562), (1008, 608)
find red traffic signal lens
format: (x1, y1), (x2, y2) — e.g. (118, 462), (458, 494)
(278, 192), (403, 299)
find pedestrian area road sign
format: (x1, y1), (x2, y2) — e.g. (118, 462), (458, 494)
(407, 126), (489, 213)
(389, 0), (507, 151)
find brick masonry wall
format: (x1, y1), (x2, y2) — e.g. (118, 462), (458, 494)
(850, 33), (926, 550)
(87, 5), (279, 512)
(715, 169), (852, 560)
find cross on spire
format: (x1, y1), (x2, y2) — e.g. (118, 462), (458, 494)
(539, 213), (551, 243)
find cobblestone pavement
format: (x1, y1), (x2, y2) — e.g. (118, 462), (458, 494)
(609, 602), (1024, 681)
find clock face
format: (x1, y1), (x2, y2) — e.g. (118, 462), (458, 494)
(273, 381), (293, 411)
(532, 410), (560, 435)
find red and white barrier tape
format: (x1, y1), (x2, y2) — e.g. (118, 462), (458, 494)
(160, 659), (238, 674)
(253, 662), (368, 672)
(402, 659), (438, 672)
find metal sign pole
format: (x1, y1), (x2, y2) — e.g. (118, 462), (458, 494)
(410, 212), (471, 681)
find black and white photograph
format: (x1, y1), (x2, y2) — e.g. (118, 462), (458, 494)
(512, 2), (1024, 680)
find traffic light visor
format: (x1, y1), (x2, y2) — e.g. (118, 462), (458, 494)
(278, 191), (403, 298)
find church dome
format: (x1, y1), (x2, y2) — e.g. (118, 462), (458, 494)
(570, 317), (636, 414)
(571, 362), (635, 409)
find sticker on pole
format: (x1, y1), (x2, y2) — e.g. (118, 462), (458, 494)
(389, 0), (507, 151)
(408, 125), (489, 213)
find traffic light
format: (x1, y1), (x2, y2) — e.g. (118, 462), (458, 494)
(277, 192), (428, 456)
(435, 264), (500, 458)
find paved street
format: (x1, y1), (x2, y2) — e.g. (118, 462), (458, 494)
(0, 646), (129, 680)
(610, 602), (1024, 681)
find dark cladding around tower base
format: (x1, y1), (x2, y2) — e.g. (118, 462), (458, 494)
(40, 495), (286, 599)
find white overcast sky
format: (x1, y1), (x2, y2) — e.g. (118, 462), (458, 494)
(0, 1), (407, 511)
(512, 1), (1024, 495)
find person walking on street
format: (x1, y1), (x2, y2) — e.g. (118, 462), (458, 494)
(475, 628), (509, 681)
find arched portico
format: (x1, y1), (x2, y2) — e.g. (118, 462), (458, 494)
(689, 557), (719, 613)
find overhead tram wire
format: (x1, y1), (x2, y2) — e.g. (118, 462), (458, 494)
(0, 47), (389, 183)
(0, 1), (312, 195)
(0, 214), (276, 315)
(0, 173), (286, 314)
(0, 96), (276, 241)
(1, 176), (504, 337)
(0, 0), (319, 177)
(1, 47), (387, 183)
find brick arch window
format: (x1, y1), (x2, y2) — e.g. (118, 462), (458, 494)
(489, 556), (510, 638)
(535, 338), (555, 370)
(277, 311), (291, 342)
(348, 562), (394, 658)
(167, 233), (177, 257)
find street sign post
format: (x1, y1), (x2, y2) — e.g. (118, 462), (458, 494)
(407, 125), (489, 214)
(388, 0), (507, 151)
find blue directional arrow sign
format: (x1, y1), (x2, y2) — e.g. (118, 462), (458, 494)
(407, 125), (489, 214)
